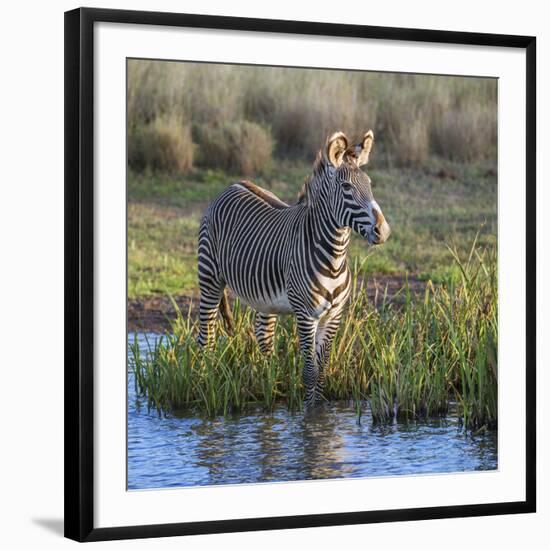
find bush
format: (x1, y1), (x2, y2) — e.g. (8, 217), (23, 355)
(193, 121), (274, 175)
(430, 105), (497, 162)
(268, 72), (378, 160)
(392, 115), (430, 167)
(242, 81), (278, 125)
(273, 104), (322, 158)
(378, 101), (429, 168)
(127, 60), (498, 170)
(128, 117), (194, 173)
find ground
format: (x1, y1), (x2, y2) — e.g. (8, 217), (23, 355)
(127, 273), (428, 332)
(128, 159), (497, 332)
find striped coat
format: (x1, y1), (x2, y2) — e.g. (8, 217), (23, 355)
(197, 131), (390, 407)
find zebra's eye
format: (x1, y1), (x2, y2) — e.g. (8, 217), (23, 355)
(342, 182), (353, 191)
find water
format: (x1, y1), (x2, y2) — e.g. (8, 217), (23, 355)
(128, 333), (498, 490)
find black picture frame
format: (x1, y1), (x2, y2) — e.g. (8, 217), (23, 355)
(64, 7), (537, 543)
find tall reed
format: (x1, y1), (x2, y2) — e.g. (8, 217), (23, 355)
(130, 242), (497, 430)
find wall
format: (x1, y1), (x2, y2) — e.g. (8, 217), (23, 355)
(0, 0), (546, 548)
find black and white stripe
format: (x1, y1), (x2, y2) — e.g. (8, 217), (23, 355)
(197, 131), (390, 408)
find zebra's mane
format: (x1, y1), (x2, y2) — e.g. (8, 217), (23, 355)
(297, 150), (324, 206)
(297, 147), (357, 206)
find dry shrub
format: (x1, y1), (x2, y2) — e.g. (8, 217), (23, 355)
(273, 101), (378, 160)
(184, 64), (244, 125)
(378, 100), (430, 167)
(269, 71), (378, 160)
(242, 81), (278, 125)
(393, 115), (430, 167)
(128, 117), (194, 173)
(127, 61), (187, 126)
(194, 121), (274, 175)
(273, 104), (322, 157)
(430, 105), (497, 162)
(127, 60), (497, 171)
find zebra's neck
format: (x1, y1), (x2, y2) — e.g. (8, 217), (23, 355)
(303, 202), (351, 274)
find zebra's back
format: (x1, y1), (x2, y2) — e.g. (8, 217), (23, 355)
(200, 182), (301, 314)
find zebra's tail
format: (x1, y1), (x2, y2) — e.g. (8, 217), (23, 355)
(219, 288), (235, 336)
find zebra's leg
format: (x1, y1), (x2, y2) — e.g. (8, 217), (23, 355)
(295, 313), (319, 409)
(254, 312), (277, 354)
(197, 248), (223, 350)
(314, 308), (344, 402)
(197, 218), (223, 350)
(197, 282), (223, 350)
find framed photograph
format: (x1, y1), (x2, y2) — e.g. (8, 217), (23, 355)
(65, 7), (536, 542)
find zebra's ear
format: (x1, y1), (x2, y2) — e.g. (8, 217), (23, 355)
(326, 132), (348, 167)
(355, 130), (374, 167)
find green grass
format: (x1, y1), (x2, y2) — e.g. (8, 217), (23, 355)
(130, 241), (497, 430)
(128, 159), (497, 297)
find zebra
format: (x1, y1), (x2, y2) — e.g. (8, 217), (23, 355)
(197, 130), (391, 408)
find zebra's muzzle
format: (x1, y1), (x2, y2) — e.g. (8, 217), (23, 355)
(355, 220), (390, 245)
(372, 218), (391, 244)
(371, 208), (391, 244)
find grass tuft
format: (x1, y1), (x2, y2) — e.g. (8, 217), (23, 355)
(130, 241), (497, 431)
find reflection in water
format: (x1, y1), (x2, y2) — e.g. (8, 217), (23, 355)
(258, 415), (284, 480)
(300, 409), (349, 480)
(128, 335), (498, 490)
(128, 379), (498, 490)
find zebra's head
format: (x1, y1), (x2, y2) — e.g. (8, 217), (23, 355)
(325, 131), (391, 245)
